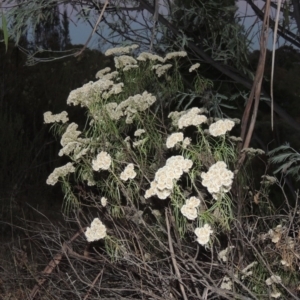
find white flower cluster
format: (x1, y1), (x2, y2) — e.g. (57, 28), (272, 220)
(168, 111), (186, 126)
(46, 162), (75, 185)
(166, 133), (191, 149)
(103, 102), (124, 120)
(209, 119), (235, 137)
(177, 107), (208, 129)
(137, 52), (164, 62)
(117, 91), (157, 124)
(220, 276), (233, 291)
(102, 82), (124, 100)
(120, 163), (137, 181)
(101, 197), (107, 207)
(201, 161), (234, 199)
(266, 275), (282, 286)
(67, 78), (114, 107)
(92, 151), (112, 171)
(180, 196), (201, 220)
(105, 44), (139, 56)
(123, 64), (139, 72)
(95, 67), (111, 79)
(164, 51), (187, 60)
(166, 132), (184, 148)
(44, 111), (69, 124)
(268, 225), (285, 244)
(98, 70), (119, 81)
(114, 55), (137, 69)
(189, 63), (200, 72)
(194, 224), (213, 245)
(270, 292), (281, 299)
(102, 91), (155, 123)
(152, 64), (173, 77)
(85, 218), (107, 242)
(59, 123), (89, 158)
(134, 129), (146, 137)
(265, 275), (282, 299)
(145, 156), (193, 200)
(182, 137), (191, 148)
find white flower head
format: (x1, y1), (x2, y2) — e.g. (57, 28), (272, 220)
(194, 224), (213, 245)
(44, 111), (69, 124)
(134, 129), (146, 137)
(92, 151), (112, 171)
(101, 197), (107, 207)
(120, 163), (137, 181)
(105, 44), (139, 56)
(220, 276), (233, 290)
(123, 64), (139, 72)
(58, 122), (82, 156)
(186, 196), (201, 208)
(166, 132), (184, 148)
(201, 161), (234, 198)
(164, 51), (187, 61)
(178, 108), (207, 129)
(209, 119), (235, 137)
(85, 218), (107, 242)
(189, 63), (200, 72)
(114, 55), (137, 69)
(95, 67), (111, 79)
(266, 275), (282, 286)
(46, 162), (75, 186)
(137, 52), (164, 62)
(270, 292), (281, 298)
(181, 204), (197, 220)
(182, 137), (191, 148)
(153, 64), (173, 77)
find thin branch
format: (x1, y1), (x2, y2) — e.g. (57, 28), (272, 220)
(165, 208), (188, 300)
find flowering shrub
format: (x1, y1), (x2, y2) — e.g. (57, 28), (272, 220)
(41, 46), (300, 299)
(45, 45), (240, 242)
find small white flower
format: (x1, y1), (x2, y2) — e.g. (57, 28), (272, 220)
(134, 129), (146, 137)
(92, 151), (112, 171)
(137, 52), (164, 62)
(105, 44), (139, 56)
(209, 119), (235, 137)
(189, 63), (200, 72)
(178, 109), (207, 129)
(266, 275), (282, 286)
(44, 111), (69, 124)
(164, 51), (187, 61)
(166, 132), (184, 148)
(120, 163), (137, 181)
(194, 224), (213, 245)
(201, 161), (234, 197)
(181, 204), (198, 220)
(101, 197), (107, 207)
(220, 276), (232, 290)
(182, 137), (191, 148)
(153, 64), (173, 77)
(85, 218), (107, 242)
(95, 67), (111, 79)
(46, 162), (75, 186)
(270, 292), (281, 298)
(186, 196), (201, 208)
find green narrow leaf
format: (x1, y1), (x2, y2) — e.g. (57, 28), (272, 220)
(1, 12), (9, 52)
